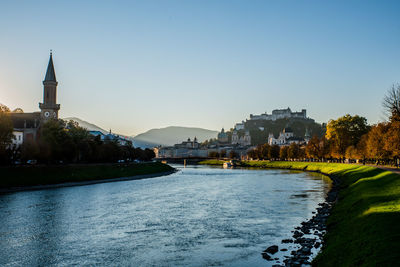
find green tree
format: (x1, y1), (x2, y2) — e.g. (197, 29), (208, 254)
(41, 119), (74, 162)
(67, 120), (91, 162)
(21, 139), (40, 161)
(0, 104), (14, 164)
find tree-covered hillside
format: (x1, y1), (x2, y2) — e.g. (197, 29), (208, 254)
(231, 118), (325, 145)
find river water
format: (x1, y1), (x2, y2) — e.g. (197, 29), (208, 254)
(0, 165), (330, 266)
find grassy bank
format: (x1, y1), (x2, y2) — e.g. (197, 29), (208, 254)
(233, 161), (400, 266)
(198, 159), (227, 165)
(0, 162), (175, 189)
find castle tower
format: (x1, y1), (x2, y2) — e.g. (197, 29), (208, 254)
(39, 51), (60, 121)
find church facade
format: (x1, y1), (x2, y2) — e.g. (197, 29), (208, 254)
(268, 127), (310, 146)
(10, 52), (60, 144)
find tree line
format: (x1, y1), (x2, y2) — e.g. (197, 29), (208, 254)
(208, 150), (238, 159)
(0, 106), (155, 165)
(247, 85), (400, 166)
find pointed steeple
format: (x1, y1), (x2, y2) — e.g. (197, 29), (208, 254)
(40, 50), (60, 121)
(44, 50), (57, 82)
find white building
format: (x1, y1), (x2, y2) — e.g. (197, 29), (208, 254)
(11, 131), (24, 147)
(234, 121), (245, 130)
(268, 127), (305, 146)
(231, 130), (251, 146)
(89, 131), (106, 140)
(88, 130), (131, 146)
(155, 137), (208, 158)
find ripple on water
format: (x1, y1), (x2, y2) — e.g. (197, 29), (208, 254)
(0, 165), (330, 267)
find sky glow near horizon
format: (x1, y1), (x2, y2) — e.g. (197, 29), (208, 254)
(0, 0), (399, 136)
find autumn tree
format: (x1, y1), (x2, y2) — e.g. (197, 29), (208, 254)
(280, 146), (288, 160)
(356, 134), (369, 163)
(247, 148), (258, 160)
(12, 108), (24, 113)
(305, 136), (330, 160)
(384, 120), (400, 160)
(268, 145), (280, 160)
(325, 114), (369, 159)
(208, 151), (220, 158)
(260, 143), (270, 159)
(220, 149), (227, 158)
(306, 136), (320, 159)
(345, 146), (358, 160)
(287, 143), (300, 159)
(365, 123), (390, 163)
(229, 150), (238, 159)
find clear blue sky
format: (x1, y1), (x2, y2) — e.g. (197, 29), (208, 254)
(1, 0), (399, 135)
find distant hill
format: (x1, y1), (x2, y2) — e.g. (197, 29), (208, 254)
(62, 118), (217, 148)
(132, 126), (218, 148)
(63, 117), (108, 134)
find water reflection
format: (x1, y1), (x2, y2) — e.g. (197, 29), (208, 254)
(0, 165), (330, 266)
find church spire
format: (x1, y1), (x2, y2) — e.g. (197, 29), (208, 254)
(44, 50), (57, 82)
(40, 51), (60, 121)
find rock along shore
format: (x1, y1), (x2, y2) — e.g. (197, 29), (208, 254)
(261, 174), (340, 266)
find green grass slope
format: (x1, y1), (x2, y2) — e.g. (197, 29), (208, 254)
(198, 159), (227, 165)
(237, 161), (400, 266)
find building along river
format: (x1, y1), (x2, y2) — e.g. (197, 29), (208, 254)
(0, 164), (330, 266)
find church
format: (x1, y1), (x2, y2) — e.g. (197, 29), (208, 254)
(10, 52), (61, 144)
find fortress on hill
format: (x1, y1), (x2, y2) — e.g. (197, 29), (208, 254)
(234, 108), (308, 131)
(249, 107), (306, 121)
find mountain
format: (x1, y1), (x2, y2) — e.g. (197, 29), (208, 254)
(132, 126), (218, 148)
(63, 117), (108, 134)
(63, 118), (217, 148)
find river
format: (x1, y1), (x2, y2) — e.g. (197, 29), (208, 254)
(0, 165), (330, 266)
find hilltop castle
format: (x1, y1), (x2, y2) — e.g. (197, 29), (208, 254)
(249, 107), (306, 121)
(10, 52), (60, 144)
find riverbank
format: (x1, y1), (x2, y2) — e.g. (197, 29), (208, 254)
(198, 159), (227, 165)
(0, 162), (176, 193)
(199, 160), (400, 266)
